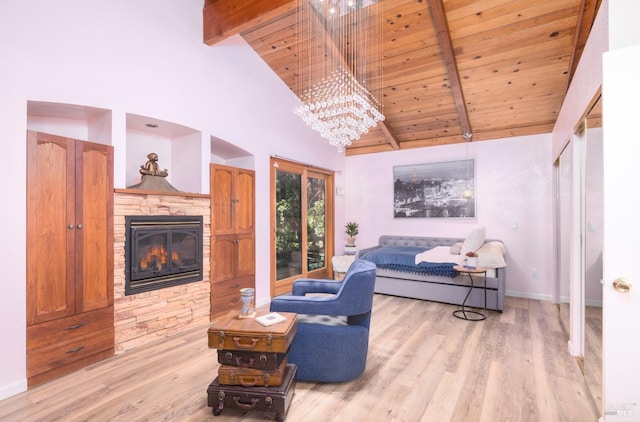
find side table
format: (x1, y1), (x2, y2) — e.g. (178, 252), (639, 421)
(452, 265), (487, 321)
(207, 310), (298, 421)
(332, 254), (356, 280)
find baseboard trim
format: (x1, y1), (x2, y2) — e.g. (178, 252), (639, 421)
(0, 378), (27, 401)
(505, 290), (552, 301)
(558, 296), (603, 307)
(586, 299), (603, 307)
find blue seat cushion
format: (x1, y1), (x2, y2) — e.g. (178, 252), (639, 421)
(296, 314), (348, 326)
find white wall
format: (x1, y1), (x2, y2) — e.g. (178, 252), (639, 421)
(0, 0), (346, 399)
(345, 134), (554, 298)
(551, 2), (608, 160)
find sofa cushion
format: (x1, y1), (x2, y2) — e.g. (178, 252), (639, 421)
(450, 242), (463, 255)
(476, 241), (507, 268)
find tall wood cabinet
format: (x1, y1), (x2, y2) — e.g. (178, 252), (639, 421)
(210, 164), (255, 318)
(26, 131), (114, 387)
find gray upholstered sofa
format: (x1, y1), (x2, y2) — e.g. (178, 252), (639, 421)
(358, 235), (507, 312)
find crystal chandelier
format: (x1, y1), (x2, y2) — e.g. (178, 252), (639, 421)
(294, 0), (384, 152)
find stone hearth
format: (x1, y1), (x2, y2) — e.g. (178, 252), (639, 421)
(113, 190), (211, 351)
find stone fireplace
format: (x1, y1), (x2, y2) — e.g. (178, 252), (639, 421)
(114, 190), (211, 352)
(125, 215), (203, 295)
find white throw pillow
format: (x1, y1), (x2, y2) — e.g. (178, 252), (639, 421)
(460, 227), (486, 256)
(450, 242), (463, 255)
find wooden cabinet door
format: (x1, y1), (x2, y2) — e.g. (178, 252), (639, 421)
(210, 165), (234, 236)
(235, 233), (255, 279)
(27, 132), (76, 325)
(210, 164), (255, 318)
(235, 169), (255, 234)
(212, 234), (255, 281)
(210, 164), (255, 235)
(211, 235), (237, 283)
(74, 141), (114, 314)
(27, 132), (114, 325)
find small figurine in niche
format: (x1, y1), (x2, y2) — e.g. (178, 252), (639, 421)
(140, 152), (168, 177)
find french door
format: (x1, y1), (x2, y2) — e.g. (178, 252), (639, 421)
(270, 158), (334, 297)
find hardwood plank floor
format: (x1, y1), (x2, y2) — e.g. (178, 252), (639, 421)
(0, 295), (601, 421)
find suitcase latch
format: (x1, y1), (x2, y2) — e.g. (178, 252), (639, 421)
(265, 396), (273, 411)
(266, 334), (273, 351)
(217, 391), (225, 410)
(218, 331), (225, 349)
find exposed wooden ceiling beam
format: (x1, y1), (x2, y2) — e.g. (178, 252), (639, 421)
(345, 122), (555, 156)
(565, 0), (602, 92)
(203, 0), (399, 150)
(203, 0), (297, 45)
(427, 0), (472, 140)
(377, 120), (401, 150)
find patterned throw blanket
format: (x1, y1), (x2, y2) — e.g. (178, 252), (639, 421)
(359, 246), (458, 278)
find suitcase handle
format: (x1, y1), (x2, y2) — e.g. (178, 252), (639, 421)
(232, 336), (259, 349)
(238, 376), (258, 387)
(236, 373), (270, 387)
(232, 396), (259, 410)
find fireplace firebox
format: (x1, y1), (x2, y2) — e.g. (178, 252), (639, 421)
(125, 215), (203, 295)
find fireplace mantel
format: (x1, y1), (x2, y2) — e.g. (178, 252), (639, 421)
(115, 188), (210, 199)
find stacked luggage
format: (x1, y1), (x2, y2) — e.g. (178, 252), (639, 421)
(206, 311), (298, 421)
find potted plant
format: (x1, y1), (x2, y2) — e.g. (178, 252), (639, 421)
(345, 221), (359, 247)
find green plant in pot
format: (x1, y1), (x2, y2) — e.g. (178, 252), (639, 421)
(345, 221), (359, 247)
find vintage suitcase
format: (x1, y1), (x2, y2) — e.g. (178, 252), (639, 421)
(208, 363), (297, 421)
(208, 310), (297, 353)
(217, 349), (286, 370)
(217, 355), (288, 387)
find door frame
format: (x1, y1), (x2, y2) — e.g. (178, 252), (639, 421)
(270, 157), (334, 297)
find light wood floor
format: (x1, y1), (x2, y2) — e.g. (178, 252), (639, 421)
(0, 295), (601, 421)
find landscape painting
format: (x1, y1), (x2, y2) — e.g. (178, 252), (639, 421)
(393, 159), (475, 219)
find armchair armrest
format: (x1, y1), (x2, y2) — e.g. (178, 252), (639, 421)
(270, 294), (353, 317)
(292, 278), (341, 296)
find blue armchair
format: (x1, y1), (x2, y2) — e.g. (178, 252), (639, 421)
(269, 259), (377, 382)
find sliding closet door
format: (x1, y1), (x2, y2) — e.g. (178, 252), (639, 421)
(557, 143), (572, 338)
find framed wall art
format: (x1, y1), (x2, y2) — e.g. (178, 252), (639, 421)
(393, 159), (475, 219)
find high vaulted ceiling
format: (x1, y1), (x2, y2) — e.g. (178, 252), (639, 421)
(203, 0), (602, 155)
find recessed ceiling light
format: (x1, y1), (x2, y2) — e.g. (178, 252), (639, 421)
(145, 123), (159, 128)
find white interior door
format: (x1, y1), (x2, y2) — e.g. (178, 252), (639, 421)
(602, 44), (640, 420)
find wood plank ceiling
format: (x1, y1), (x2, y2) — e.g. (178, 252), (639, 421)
(203, 0), (602, 155)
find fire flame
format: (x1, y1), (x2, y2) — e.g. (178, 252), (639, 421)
(139, 245), (180, 271)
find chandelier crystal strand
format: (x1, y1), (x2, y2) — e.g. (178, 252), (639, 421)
(294, 0), (385, 152)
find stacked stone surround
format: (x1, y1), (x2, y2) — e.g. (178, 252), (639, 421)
(113, 190), (211, 352)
